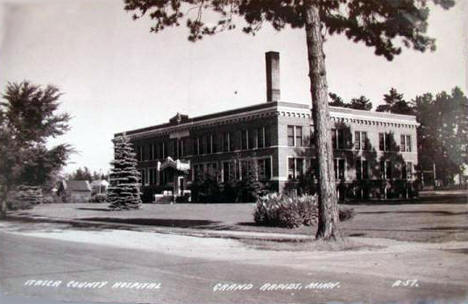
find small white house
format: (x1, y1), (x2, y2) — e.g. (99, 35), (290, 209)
(90, 179), (109, 195)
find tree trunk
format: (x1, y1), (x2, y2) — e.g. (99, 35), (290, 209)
(304, 5), (340, 240)
(0, 188), (8, 218)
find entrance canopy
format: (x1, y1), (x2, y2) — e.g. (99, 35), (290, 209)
(159, 157), (190, 172)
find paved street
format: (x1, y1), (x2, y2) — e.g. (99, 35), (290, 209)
(1, 221), (467, 304)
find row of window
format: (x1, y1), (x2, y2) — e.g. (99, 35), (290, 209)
(331, 128), (412, 152)
(193, 158), (272, 182)
(286, 157), (413, 181)
(134, 126), (272, 161)
(332, 158), (414, 181)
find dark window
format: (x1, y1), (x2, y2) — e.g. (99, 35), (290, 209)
(385, 133), (391, 151)
(356, 158), (362, 180)
(287, 126), (294, 146)
(223, 162), (234, 182)
(400, 135), (406, 152)
(406, 135), (412, 152)
(401, 135), (412, 152)
(295, 126), (303, 147)
(332, 129), (337, 149)
(362, 132), (368, 150)
(338, 129), (345, 150)
(265, 126), (271, 147)
(296, 158), (304, 177)
(288, 158), (295, 179)
(212, 134), (217, 153)
(200, 136), (206, 154)
(355, 131), (361, 150)
(386, 161), (392, 179)
(380, 160), (385, 179)
(379, 133), (385, 151)
(241, 160), (250, 180)
(407, 162), (413, 178)
(249, 129), (256, 149)
(223, 132), (229, 152)
(257, 127), (264, 148)
(363, 160), (369, 179)
(241, 130), (248, 150)
(334, 158), (345, 180)
(265, 159), (271, 180)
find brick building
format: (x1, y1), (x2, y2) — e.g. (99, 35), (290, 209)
(116, 52), (418, 201)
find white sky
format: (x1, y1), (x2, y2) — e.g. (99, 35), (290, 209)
(0, 0), (466, 174)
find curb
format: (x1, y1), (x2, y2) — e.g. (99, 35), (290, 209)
(5, 214), (315, 243)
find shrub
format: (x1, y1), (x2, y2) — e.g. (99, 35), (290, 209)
(254, 193), (318, 228)
(89, 193), (107, 203)
(339, 206), (355, 221)
(7, 185), (43, 211)
(254, 193), (355, 228)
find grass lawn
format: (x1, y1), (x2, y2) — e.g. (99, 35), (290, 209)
(10, 191), (468, 243)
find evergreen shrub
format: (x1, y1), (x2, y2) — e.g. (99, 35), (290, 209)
(7, 185), (43, 210)
(254, 193), (355, 228)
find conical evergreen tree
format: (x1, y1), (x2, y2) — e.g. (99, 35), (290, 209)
(107, 135), (142, 210)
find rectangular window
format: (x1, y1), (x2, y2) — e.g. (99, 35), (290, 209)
(386, 161), (392, 179)
(140, 169), (147, 185)
(149, 168), (157, 185)
(211, 134), (216, 154)
(338, 129), (345, 150)
(287, 126), (295, 146)
(355, 131), (361, 150)
(241, 160), (251, 180)
(406, 135), (412, 152)
(223, 132), (230, 152)
(249, 129), (256, 149)
(385, 133), (391, 151)
(401, 135), (412, 152)
(362, 160), (369, 179)
(223, 162), (235, 182)
(355, 131), (368, 150)
(296, 158), (304, 177)
(288, 158), (295, 179)
(407, 162), (413, 178)
(334, 158), (345, 180)
(257, 127), (264, 148)
(241, 130), (248, 150)
(332, 129), (337, 149)
(295, 126), (303, 147)
(356, 158), (362, 180)
(265, 126), (271, 147)
(356, 158), (368, 180)
(257, 159), (266, 180)
(379, 133), (385, 151)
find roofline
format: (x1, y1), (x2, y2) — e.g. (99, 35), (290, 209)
(116, 102), (418, 138)
(115, 101), (308, 137)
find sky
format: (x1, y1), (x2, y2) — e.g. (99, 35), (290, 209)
(0, 0), (466, 174)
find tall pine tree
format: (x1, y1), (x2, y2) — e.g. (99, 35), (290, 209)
(108, 135), (142, 210)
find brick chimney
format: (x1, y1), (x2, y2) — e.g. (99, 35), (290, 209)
(265, 51), (280, 102)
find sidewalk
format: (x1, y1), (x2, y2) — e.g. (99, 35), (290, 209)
(5, 213), (315, 242)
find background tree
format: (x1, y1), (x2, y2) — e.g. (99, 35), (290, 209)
(412, 87), (468, 185)
(123, 0), (454, 240)
(0, 81), (72, 217)
(107, 135), (142, 210)
(377, 88), (413, 115)
(329, 92), (347, 108)
(68, 167), (106, 182)
(68, 167), (93, 181)
(349, 96), (372, 111)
